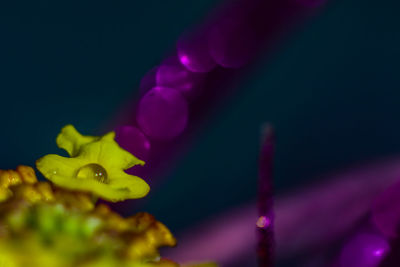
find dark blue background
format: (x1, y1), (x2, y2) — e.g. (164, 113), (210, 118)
(1, 0), (399, 237)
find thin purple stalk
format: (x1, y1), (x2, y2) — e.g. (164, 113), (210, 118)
(257, 125), (275, 266)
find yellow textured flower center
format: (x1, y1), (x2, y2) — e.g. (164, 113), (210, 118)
(76, 164), (108, 184)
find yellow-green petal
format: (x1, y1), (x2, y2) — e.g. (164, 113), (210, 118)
(78, 138), (144, 170)
(36, 154), (87, 179)
(36, 125), (150, 202)
(45, 172), (149, 202)
(56, 125), (98, 157)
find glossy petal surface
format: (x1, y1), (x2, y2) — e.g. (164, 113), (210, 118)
(37, 125), (149, 202)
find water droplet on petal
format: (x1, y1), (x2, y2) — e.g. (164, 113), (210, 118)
(76, 164), (108, 184)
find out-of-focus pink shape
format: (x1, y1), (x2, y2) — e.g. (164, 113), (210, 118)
(156, 65), (192, 90)
(165, 204), (257, 265)
(115, 125), (151, 161)
(275, 159), (399, 259)
(208, 18), (257, 68)
(339, 233), (390, 267)
(177, 31), (217, 73)
(137, 87), (189, 140)
(156, 57), (204, 100)
(166, 158), (400, 265)
(139, 66), (158, 95)
(372, 180), (400, 239)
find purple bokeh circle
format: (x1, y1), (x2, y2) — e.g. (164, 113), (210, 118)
(137, 87), (189, 140)
(115, 125), (151, 162)
(339, 233), (390, 267)
(177, 33), (216, 73)
(156, 58), (204, 100)
(208, 19), (257, 68)
(139, 66), (158, 95)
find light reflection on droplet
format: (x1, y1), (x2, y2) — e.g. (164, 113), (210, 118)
(76, 163), (108, 184)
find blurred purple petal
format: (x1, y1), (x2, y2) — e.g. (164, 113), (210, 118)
(275, 159), (399, 259)
(372, 180), (400, 239)
(339, 233), (390, 267)
(166, 158), (400, 265)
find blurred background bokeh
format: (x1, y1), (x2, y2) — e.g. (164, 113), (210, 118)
(1, 0), (400, 265)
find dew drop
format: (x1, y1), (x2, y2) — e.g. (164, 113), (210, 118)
(76, 164), (108, 184)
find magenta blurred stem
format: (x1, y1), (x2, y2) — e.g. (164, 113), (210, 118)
(257, 125), (275, 266)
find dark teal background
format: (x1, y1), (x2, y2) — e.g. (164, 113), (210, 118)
(1, 0), (400, 237)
